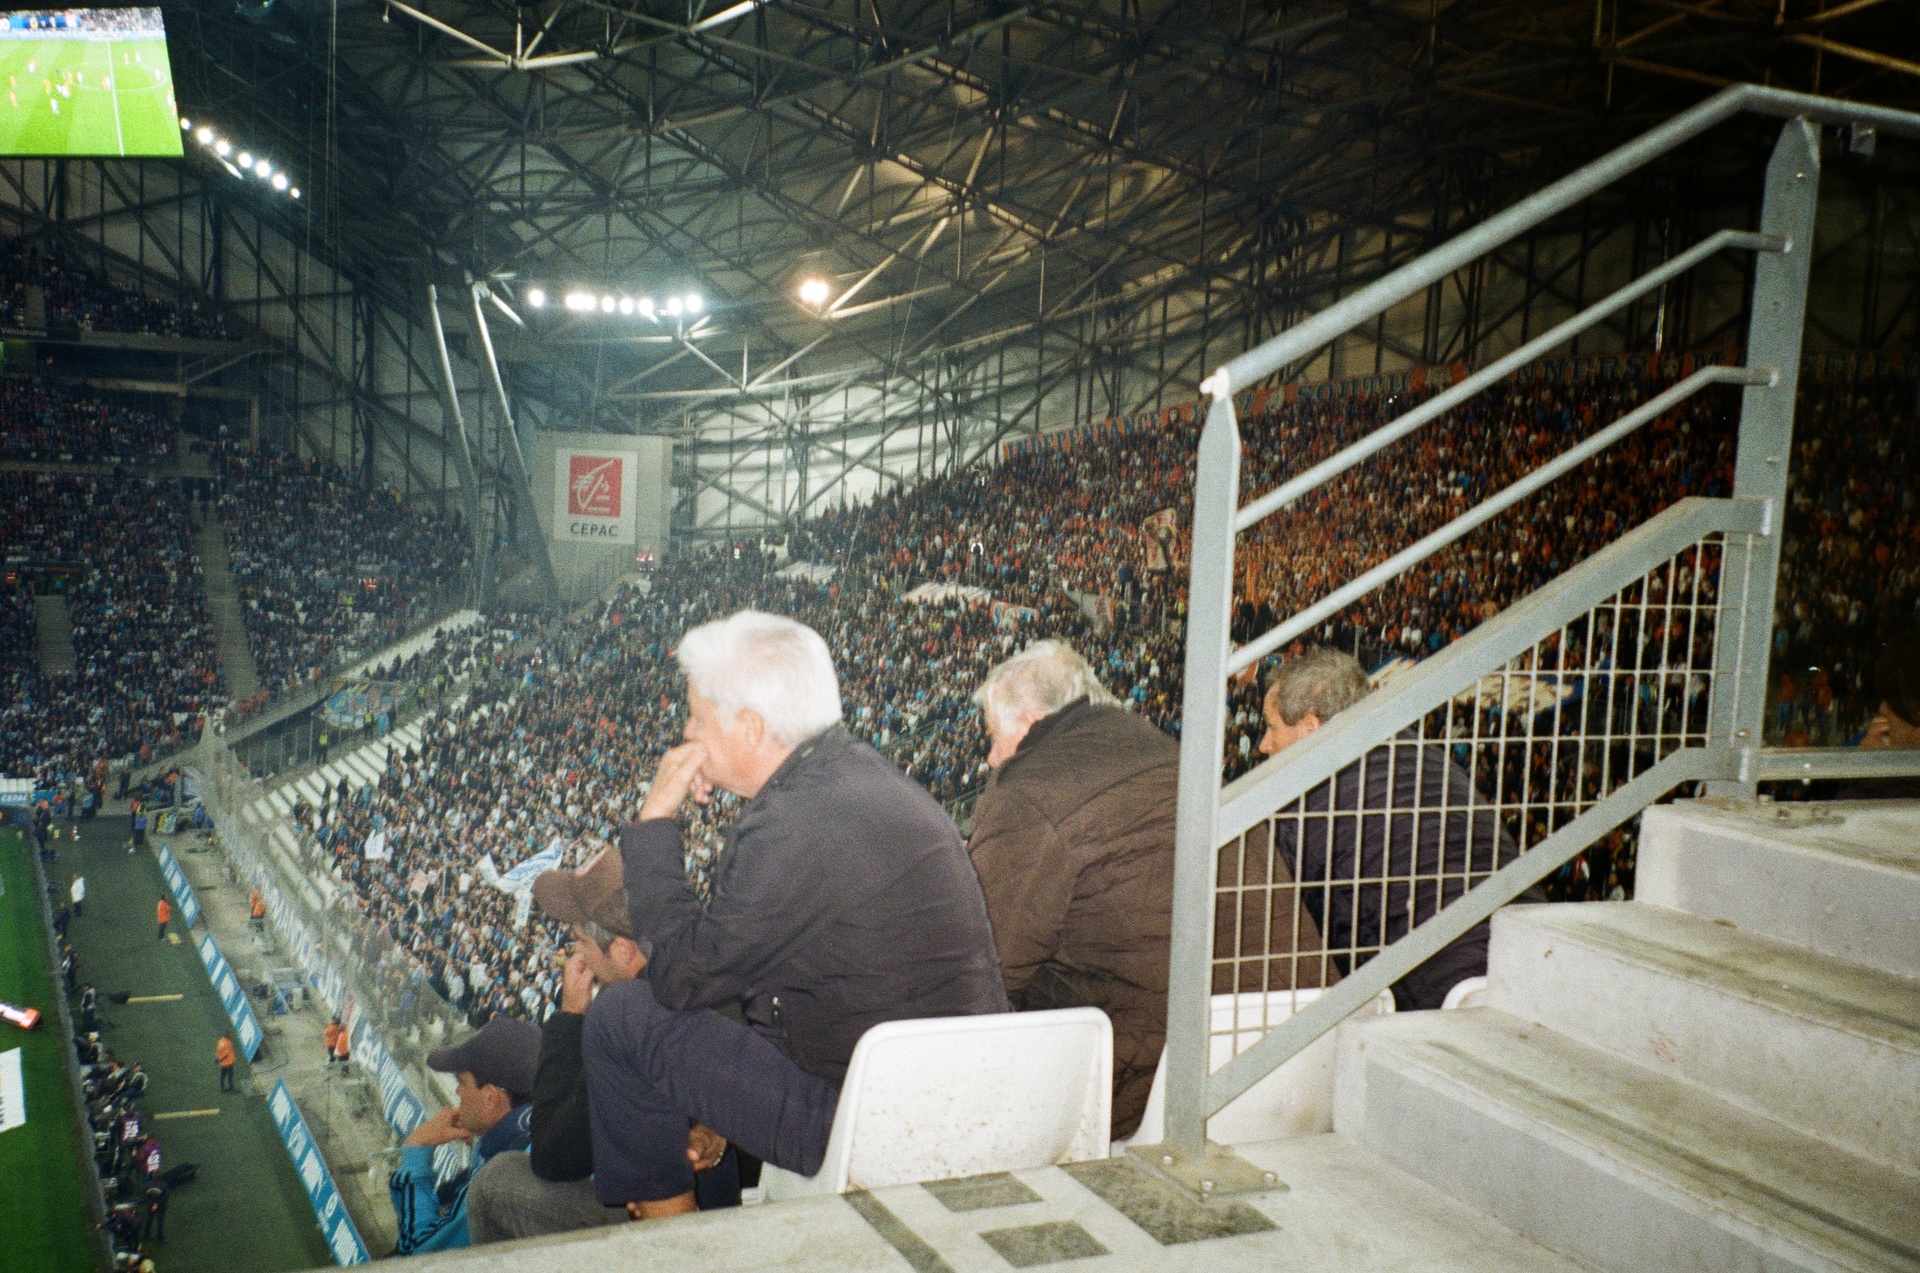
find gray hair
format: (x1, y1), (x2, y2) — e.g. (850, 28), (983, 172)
(676, 610), (843, 746)
(1264, 647), (1371, 726)
(973, 639), (1118, 736)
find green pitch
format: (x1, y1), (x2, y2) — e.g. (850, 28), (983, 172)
(0, 35), (181, 157)
(0, 829), (96, 1273)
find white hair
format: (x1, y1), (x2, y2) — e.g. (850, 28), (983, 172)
(675, 610), (843, 746)
(972, 638), (1118, 736)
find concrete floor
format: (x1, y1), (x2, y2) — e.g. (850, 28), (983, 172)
(390, 1135), (1590, 1273)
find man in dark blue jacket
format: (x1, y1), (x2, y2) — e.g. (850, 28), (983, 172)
(585, 610), (1007, 1220)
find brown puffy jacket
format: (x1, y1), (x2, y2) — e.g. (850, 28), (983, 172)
(966, 699), (1330, 1140)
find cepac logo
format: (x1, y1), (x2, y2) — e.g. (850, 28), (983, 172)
(568, 455), (623, 518)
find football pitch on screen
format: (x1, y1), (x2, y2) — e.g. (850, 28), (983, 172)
(0, 35), (181, 157)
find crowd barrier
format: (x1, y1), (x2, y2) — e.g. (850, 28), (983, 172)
(195, 929), (264, 1061)
(188, 738), (454, 1149)
(268, 1079), (372, 1266)
(154, 843), (202, 930)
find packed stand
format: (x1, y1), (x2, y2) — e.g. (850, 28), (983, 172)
(212, 441), (472, 695)
(0, 472), (228, 785)
(0, 237), (231, 339)
(275, 359), (1908, 1038)
(1769, 371), (1920, 745)
(0, 377), (175, 462)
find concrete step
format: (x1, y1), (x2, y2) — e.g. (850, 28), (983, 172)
(333, 1133), (1594, 1273)
(1489, 902), (1920, 1175)
(34, 593), (76, 675)
(194, 515), (262, 699)
(1639, 801), (1920, 981)
(1334, 1008), (1920, 1273)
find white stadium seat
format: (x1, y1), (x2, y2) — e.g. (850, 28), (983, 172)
(1120, 987), (1396, 1149)
(1441, 976), (1489, 1011)
(760, 1007), (1112, 1199)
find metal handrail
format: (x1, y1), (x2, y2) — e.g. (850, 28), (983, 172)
(1161, 85), (1920, 1160)
(1232, 229), (1780, 535)
(1228, 365), (1773, 673)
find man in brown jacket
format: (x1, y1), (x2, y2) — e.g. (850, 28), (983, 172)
(966, 639), (1327, 1140)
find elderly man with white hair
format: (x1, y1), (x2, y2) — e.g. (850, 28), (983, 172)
(584, 609), (1007, 1220)
(964, 638), (1182, 1139)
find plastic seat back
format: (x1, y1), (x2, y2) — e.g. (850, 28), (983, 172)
(1122, 987), (1395, 1148)
(762, 1007), (1111, 1198)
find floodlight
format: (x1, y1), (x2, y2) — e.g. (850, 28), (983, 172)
(254, 159), (272, 177)
(270, 172), (289, 191)
(195, 126), (213, 144)
(638, 297), (655, 318)
(665, 296), (683, 317)
(237, 151), (252, 167)
(290, 188), (301, 199)
(799, 277), (829, 306)
(565, 291), (594, 311)
(599, 294), (616, 313)
(618, 296), (635, 315)
(526, 287), (545, 308)
(180, 117), (191, 130)
(685, 294), (702, 313)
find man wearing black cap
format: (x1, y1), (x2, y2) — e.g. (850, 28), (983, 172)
(388, 1016), (540, 1255)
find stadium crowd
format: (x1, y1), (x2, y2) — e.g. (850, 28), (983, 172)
(211, 441), (472, 696)
(272, 360), (1918, 1062)
(0, 237), (231, 339)
(0, 472), (228, 786)
(0, 375), (175, 462)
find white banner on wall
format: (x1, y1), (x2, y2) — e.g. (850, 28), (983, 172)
(553, 449), (639, 546)
(0, 1047), (24, 1133)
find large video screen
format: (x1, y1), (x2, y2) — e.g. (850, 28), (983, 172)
(0, 8), (183, 157)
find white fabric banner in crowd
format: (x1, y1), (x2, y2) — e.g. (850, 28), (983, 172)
(364, 829), (390, 861)
(494, 844), (566, 893)
(0, 1047), (24, 1133)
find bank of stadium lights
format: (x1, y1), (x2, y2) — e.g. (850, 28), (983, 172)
(798, 277), (831, 307)
(530, 288), (703, 323)
(178, 118), (301, 200)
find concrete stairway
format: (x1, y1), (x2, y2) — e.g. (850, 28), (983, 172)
(34, 592), (76, 675)
(193, 513), (263, 700)
(1335, 799), (1920, 1272)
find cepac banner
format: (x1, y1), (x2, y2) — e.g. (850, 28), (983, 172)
(269, 1081), (370, 1266)
(553, 449), (639, 545)
(155, 843), (201, 930)
(195, 931), (263, 1061)
(0, 778), (35, 808)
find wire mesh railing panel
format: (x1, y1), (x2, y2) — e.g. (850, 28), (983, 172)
(1208, 530), (1749, 1047)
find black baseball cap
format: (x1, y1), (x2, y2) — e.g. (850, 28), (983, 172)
(425, 1016), (540, 1096)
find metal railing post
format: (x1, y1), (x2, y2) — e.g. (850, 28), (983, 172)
(1163, 393), (1241, 1153)
(1708, 117), (1822, 794)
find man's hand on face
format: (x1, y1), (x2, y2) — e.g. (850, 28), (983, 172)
(403, 1105), (472, 1148)
(560, 946), (596, 1015)
(638, 742), (712, 822)
(686, 1123), (727, 1173)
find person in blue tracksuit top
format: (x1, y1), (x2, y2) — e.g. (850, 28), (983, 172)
(388, 1016), (541, 1254)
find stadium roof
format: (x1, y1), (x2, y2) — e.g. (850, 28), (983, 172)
(166, 0), (1919, 456)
